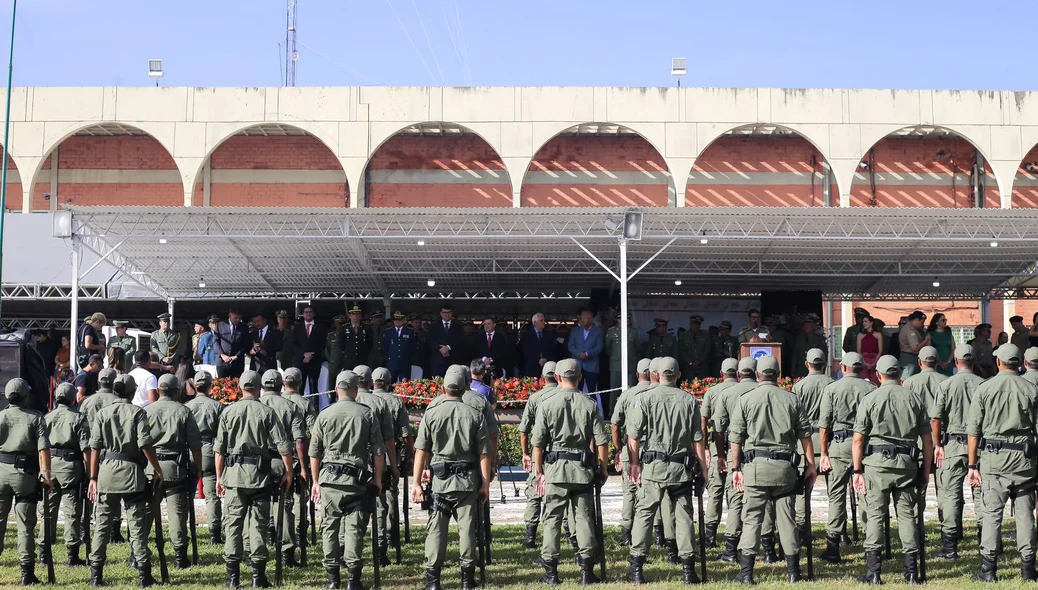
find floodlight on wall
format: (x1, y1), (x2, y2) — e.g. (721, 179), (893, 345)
(51, 211), (73, 238)
(858, 161), (870, 171)
(1027, 163), (1038, 174)
(148, 59), (163, 86)
(671, 57), (687, 87)
(623, 211), (643, 240)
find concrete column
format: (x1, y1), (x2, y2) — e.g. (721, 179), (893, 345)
(1004, 299), (1016, 336)
(841, 301), (852, 335)
(202, 159), (212, 207)
(48, 148), (58, 213)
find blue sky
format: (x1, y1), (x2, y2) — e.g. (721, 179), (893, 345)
(4, 0), (1030, 89)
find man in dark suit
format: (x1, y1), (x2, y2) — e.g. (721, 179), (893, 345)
(519, 312), (558, 377)
(214, 307), (251, 379)
(472, 315), (514, 378)
(427, 303), (466, 378)
(292, 305), (326, 398)
(249, 312), (282, 374)
(383, 311), (416, 383)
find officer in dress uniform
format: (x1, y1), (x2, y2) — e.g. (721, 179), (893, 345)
(43, 382), (88, 566)
(702, 357), (739, 547)
(843, 308), (870, 354)
(326, 315), (349, 384)
(185, 371), (224, 545)
(738, 309), (771, 344)
(818, 352), (875, 564)
(372, 367), (413, 556)
(258, 370), (308, 568)
(275, 310), (295, 371)
(678, 315), (712, 382)
(966, 343), (1038, 582)
(309, 369), (385, 590)
(410, 365), (491, 590)
(518, 361), (557, 548)
(410, 315), (430, 379)
(729, 355), (818, 584)
(383, 311), (417, 383)
(146, 374), (203, 570)
(0, 378), (51, 586)
(343, 307), (374, 372)
(792, 348), (833, 534)
(648, 318), (678, 359)
(214, 370), (294, 588)
(851, 355), (932, 585)
(108, 320), (137, 373)
(610, 358), (652, 547)
(150, 313), (183, 368)
(533, 358), (609, 586)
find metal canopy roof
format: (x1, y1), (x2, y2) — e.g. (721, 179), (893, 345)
(66, 206), (1038, 301)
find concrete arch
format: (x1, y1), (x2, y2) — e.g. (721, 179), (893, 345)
(1008, 131), (1038, 209)
(360, 121), (511, 208)
(520, 122), (674, 207)
(850, 125), (1001, 208)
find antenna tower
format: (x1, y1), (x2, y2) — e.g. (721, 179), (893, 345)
(286, 0), (298, 86)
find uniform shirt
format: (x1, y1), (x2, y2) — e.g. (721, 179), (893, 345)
(611, 381), (652, 462)
(145, 396), (203, 483)
(899, 324), (925, 356)
(647, 334), (678, 359)
(357, 389), (396, 444)
(532, 386), (608, 486)
(373, 387), (412, 443)
(729, 381), (811, 486)
(79, 388), (119, 426)
(108, 335), (137, 372)
(972, 339), (997, 377)
(738, 325), (771, 343)
(903, 368), (949, 419)
(713, 378), (759, 450)
(1025, 369), (1038, 389)
(282, 389), (317, 430)
(790, 335), (828, 379)
(45, 404), (89, 487)
(518, 384), (557, 436)
(90, 398), (153, 494)
(276, 327), (294, 369)
(259, 390), (307, 472)
(678, 330), (712, 372)
(414, 396), (489, 494)
(966, 369), (1038, 476)
(931, 369), (985, 459)
(428, 389), (498, 436)
(0, 405), (49, 477)
(842, 325), (862, 354)
(605, 325), (640, 372)
(185, 393), (223, 474)
(818, 374), (876, 459)
(793, 371), (834, 454)
(150, 329), (182, 360)
(214, 397), (292, 489)
(854, 382), (929, 473)
(627, 383), (703, 484)
(701, 378), (737, 429)
(310, 396), (385, 490)
(197, 331), (216, 365)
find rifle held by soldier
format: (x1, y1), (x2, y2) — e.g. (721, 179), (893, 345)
(42, 486), (55, 584)
(154, 485), (170, 584)
(275, 488), (285, 586)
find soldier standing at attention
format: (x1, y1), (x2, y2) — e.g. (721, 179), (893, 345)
(904, 345), (949, 416)
(151, 312), (183, 369)
(0, 378), (51, 585)
(43, 382), (88, 567)
(626, 357), (707, 585)
(713, 356), (758, 564)
(817, 352), (875, 564)
(851, 355), (932, 585)
(701, 357), (739, 547)
(326, 315), (348, 385)
(354, 364), (398, 567)
(108, 320), (137, 372)
(790, 317), (827, 380)
(275, 310), (295, 371)
(648, 318), (678, 359)
(372, 367), (414, 555)
(678, 315), (712, 382)
(930, 344), (984, 561)
(282, 368), (317, 429)
(792, 348), (832, 534)
(518, 361), (558, 549)
(259, 370), (309, 568)
(214, 370), (293, 588)
(344, 306), (373, 371)
(383, 311), (417, 384)
(146, 374), (203, 570)
(842, 308), (869, 354)
(533, 359), (609, 585)
(87, 373), (163, 588)
(369, 310), (387, 367)
(410, 366), (491, 590)
(966, 344), (1038, 582)
(898, 311), (931, 379)
(185, 371), (225, 545)
(605, 312), (640, 414)
(310, 370), (385, 590)
(610, 358), (652, 547)
(710, 321), (739, 377)
(1023, 347), (1038, 387)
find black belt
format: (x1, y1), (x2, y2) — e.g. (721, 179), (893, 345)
(741, 449), (798, 465)
(811, 427), (822, 434)
(104, 451), (145, 465)
(641, 450), (687, 464)
(865, 444), (919, 460)
(225, 454), (268, 468)
(200, 436), (215, 444)
(49, 448), (81, 461)
(322, 462), (371, 482)
(430, 461), (476, 478)
(943, 432), (968, 446)
(0, 452), (36, 470)
(156, 450), (187, 462)
(830, 429), (854, 443)
(980, 438), (1034, 455)
(544, 450), (593, 467)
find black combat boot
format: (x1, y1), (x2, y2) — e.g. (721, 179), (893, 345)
(211, 526), (222, 545)
(1022, 556), (1037, 582)
(226, 562), (241, 588)
(973, 554), (997, 582)
(20, 562), (40, 586)
(523, 525), (538, 549)
(618, 527), (632, 547)
(461, 565), (477, 590)
(138, 564), (157, 588)
(378, 544), (391, 567)
(285, 548), (300, 568)
(903, 552), (921, 584)
(719, 535), (739, 564)
(935, 532), (958, 561)
(654, 523), (666, 546)
(90, 564), (104, 588)
(424, 567), (442, 590)
(858, 550), (883, 585)
(733, 552), (756, 585)
(252, 562), (273, 588)
(344, 565), (364, 590)
(326, 566), (342, 590)
(818, 534), (842, 564)
(704, 523), (719, 547)
(627, 554), (646, 584)
(112, 528), (126, 544)
(128, 554), (138, 570)
(786, 553), (803, 583)
(68, 544), (87, 566)
(568, 535), (579, 549)
(175, 545), (191, 569)
(666, 539), (680, 565)
(541, 558), (560, 586)
(841, 524), (852, 546)
(681, 557), (701, 585)
(761, 534), (780, 564)
(578, 556), (600, 585)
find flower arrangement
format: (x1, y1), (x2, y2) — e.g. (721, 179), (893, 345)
(393, 376), (544, 409)
(681, 376), (796, 398)
(209, 377), (242, 404)
(492, 377), (543, 408)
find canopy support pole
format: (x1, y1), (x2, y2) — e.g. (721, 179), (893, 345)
(78, 238), (126, 280)
(619, 238), (629, 392)
(168, 298), (176, 326)
(70, 236), (80, 372)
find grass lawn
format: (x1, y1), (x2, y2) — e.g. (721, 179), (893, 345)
(0, 520), (1027, 588)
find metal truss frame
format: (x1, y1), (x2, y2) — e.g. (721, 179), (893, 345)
(1, 283), (107, 300)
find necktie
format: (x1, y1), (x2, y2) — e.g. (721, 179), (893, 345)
(487, 334), (493, 349)
(445, 322), (449, 331)
(398, 329), (402, 338)
(230, 325), (235, 339)
(306, 323), (312, 338)
(536, 330), (542, 341)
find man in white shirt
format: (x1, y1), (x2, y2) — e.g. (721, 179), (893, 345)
(128, 350), (159, 407)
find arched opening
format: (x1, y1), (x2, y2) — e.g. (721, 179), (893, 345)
(687, 125), (837, 207)
(364, 122), (510, 208)
(194, 124), (349, 207)
(33, 123), (181, 211)
(2, 153), (20, 211)
(521, 123), (670, 207)
(1013, 144), (1038, 208)
(850, 126), (999, 208)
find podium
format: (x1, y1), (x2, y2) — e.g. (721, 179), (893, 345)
(740, 342), (783, 376)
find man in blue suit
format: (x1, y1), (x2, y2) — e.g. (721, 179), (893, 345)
(382, 310), (416, 383)
(567, 308), (605, 414)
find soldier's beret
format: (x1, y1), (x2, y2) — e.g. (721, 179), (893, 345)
(876, 355), (900, 376)
(919, 346), (939, 362)
(1025, 347), (1038, 363)
(157, 374), (179, 392)
(636, 358), (652, 373)
(283, 367), (303, 384)
(555, 358), (582, 379)
(336, 370), (360, 389)
(757, 356), (779, 375)
(194, 371), (213, 387)
(996, 343), (1021, 364)
(720, 358), (739, 374)
(653, 318), (668, 326)
(239, 370), (261, 389)
(348, 305), (363, 314)
(719, 320), (733, 330)
(954, 344), (975, 361)
(353, 365), (372, 382)
(333, 314), (347, 323)
(806, 348), (826, 364)
(261, 370), (282, 389)
(658, 357), (680, 377)
(1011, 315), (1025, 324)
(97, 367), (118, 386)
(275, 310), (289, 318)
(372, 367), (392, 383)
(393, 311), (406, 320)
(737, 357), (757, 373)
(541, 361), (557, 378)
(689, 315), (704, 324)
(157, 313), (171, 321)
(842, 352), (865, 369)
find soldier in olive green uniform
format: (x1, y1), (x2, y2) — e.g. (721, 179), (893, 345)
(533, 358), (609, 585)
(792, 348), (832, 534)
(728, 356), (817, 584)
(214, 370), (294, 588)
(610, 358), (652, 546)
(519, 361), (557, 548)
(310, 370), (385, 590)
(43, 382), (89, 566)
(904, 346), (949, 417)
(87, 374), (164, 587)
(818, 352), (875, 564)
(790, 317), (827, 379)
(326, 315), (349, 382)
(79, 368), (120, 427)
(0, 378), (52, 585)
(851, 355), (932, 585)
(344, 307), (374, 371)
(185, 371), (224, 544)
(282, 368), (317, 429)
(713, 357), (758, 563)
(626, 357), (707, 585)
(151, 313), (184, 367)
(930, 344), (984, 561)
(710, 321), (739, 378)
(354, 364), (398, 566)
(369, 310), (386, 367)
(966, 343), (1038, 582)
(275, 310), (295, 371)
(372, 367), (413, 555)
(605, 312), (641, 415)
(146, 374), (203, 569)
(108, 320), (137, 372)
(842, 308), (869, 354)
(648, 318), (678, 359)
(702, 358), (739, 546)
(410, 365), (491, 590)
(678, 315), (712, 382)
(1024, 347), (1038, 388)
(258, 370), (308, 567)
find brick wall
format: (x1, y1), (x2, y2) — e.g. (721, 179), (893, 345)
(854, 300), (1001, 344)
(3, 156), (19, 211)
(1013, 145), (1038, 208)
